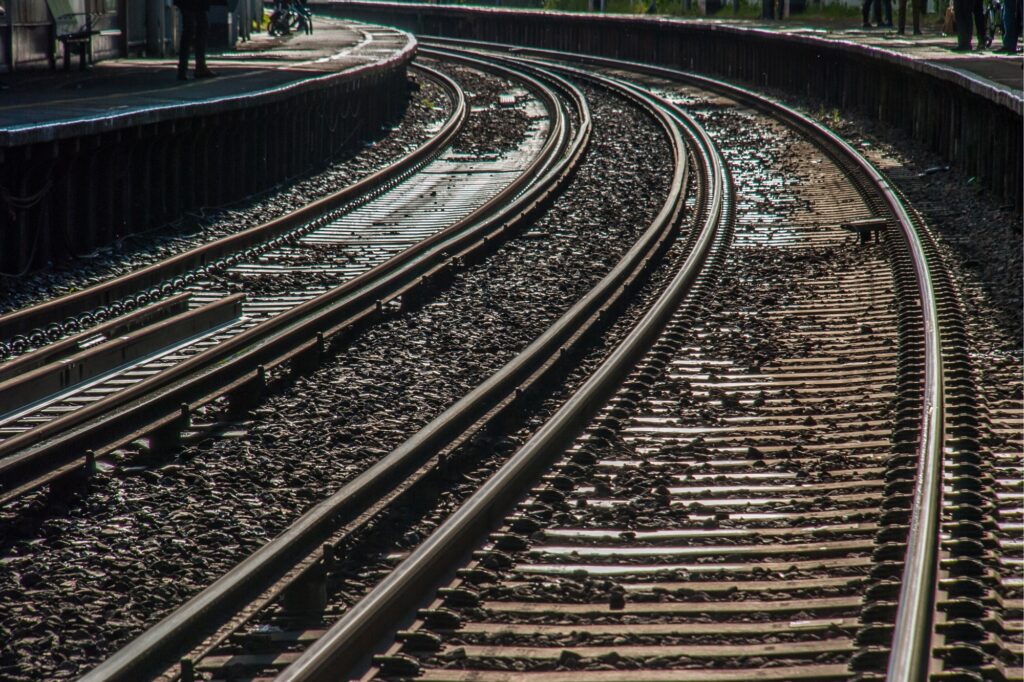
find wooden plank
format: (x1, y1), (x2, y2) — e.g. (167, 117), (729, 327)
(527, 539), (874, 559)
(512, 555), (873, 577)
(500, 575), (863, 593)
(482, 595), (861, 615)
(445, 639), (855, 660)
(539, 522), (878, 542)
(196, 651), (299, 671)
(415, 665), (851, 681)
(457, 617), (859, 637)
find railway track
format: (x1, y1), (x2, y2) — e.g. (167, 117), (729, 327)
(60, 47), (698, 682)
(2, 41), (1016, 682)
(989, 359), (1024, 681)
(183, 45), (1004, 682)
(0, 57), (581, 504)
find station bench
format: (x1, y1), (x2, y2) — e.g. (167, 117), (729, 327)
(46, 0), (122, 71)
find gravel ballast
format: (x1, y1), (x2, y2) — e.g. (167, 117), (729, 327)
(0, 77), (673, 680)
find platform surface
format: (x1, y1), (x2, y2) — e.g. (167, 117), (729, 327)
(0, 18), (413, 145)
(684, 17), (1023, 95)
(643, 11), (1019, 95)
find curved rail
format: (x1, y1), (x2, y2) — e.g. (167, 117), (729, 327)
(0, 57), (576, 504)
(611, 57), (945, 682)
(77, 55), (590, 682)
(428, 40), (949, 680)
(277, 51), (727, 682)
(0, 64), (466, 351)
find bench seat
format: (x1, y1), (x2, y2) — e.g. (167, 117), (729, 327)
(46, 0), (122, 70)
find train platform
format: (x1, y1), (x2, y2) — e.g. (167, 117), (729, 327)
(0, 18), (414, 146)
(320, 1), (1021, 208)
(697, 17), (1023, 94)
(0, 16), (415, 272)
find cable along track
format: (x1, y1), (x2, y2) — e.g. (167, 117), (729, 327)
(264, 45), (964, 682)
(0, 57), (577, 503)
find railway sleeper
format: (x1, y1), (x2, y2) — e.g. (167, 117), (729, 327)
(227, 365), (268, 417)
(282, 563), (330, 618)
(45, 449), (97, 500)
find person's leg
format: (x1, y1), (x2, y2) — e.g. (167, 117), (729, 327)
(1014, 0), (1023, 48)
(1003, 0), (1020, 47)
(195, 8), (209, 72)
(1018, 0), (1023, 46)
(973, 0), (987, 46)
(882, 0), (894, 25)
(178, 8), (196, 78)
(955, 0), (974, 46)
(863, 0), (873, 24)
(913, 0), (922, 32)
(898, 0), (909, 31)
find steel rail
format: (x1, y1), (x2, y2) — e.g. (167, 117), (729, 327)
(0, 57), (572, 503)
(277, 55), (727, 682)
(0, 63), (462, 349)
(166, 52), (598, 678)
(429, 40), (947, 680)
(0, 294), (243, 417)
(0, 292), (192, 384)
(77, 58), (589, 682)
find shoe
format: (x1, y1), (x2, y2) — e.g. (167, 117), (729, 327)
(952, 44), (973, 51)
(195, 68), (218, 79)
(177, 70), (188, 81)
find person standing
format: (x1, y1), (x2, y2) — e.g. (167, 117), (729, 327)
(870, 0), (894, 26)
(998, 0), (1021, 50)
(863, 0), (877, 26)
(954, 0), (987, 48)
(881, 0), (894, 25)
(898, 0), (923, 33)
(972, 0), (988, 46)
(175, 0), (217, 80)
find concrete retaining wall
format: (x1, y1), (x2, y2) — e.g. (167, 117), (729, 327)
(0, 37), (414, 274)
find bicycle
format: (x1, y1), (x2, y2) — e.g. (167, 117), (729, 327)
(268, 0), (312, 37)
